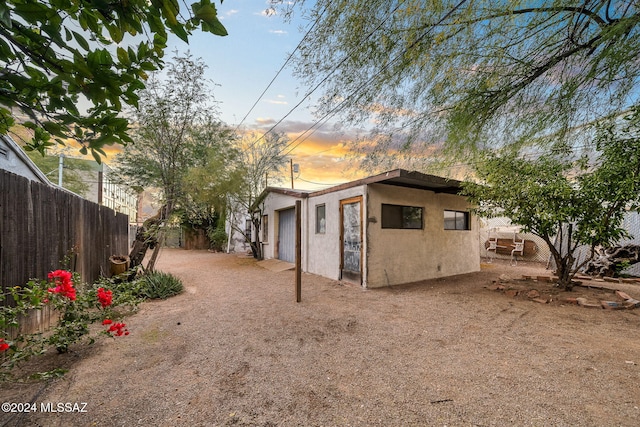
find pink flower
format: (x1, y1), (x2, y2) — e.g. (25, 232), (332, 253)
(47, 270), (76, 301)
(96, 287), (113, 308)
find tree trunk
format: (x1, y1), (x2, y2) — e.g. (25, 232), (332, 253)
(583, 245), (640, 277)
(129, 226), (149, 269)
(251, 215), (263, 260)
(550, 249), (576, 291)
(146, 230), (165, 272)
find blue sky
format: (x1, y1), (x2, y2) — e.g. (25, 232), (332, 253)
(167, 1), (309, 127)
(161, 1), (364, 188)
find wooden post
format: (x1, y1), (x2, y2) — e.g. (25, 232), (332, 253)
(295, 200), (302, 302)
(290, 158), (294, 189)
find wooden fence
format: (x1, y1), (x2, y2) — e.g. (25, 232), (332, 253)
(1, 169), (129, 296)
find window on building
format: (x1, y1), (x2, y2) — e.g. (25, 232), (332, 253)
(316, 204), (326, 234)
(381, 204), (423, 229)
(444, 210), (470, 230)
(262, 215), (268, 242)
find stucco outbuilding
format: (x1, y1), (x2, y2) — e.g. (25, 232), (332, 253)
(255, 169), (480, 288)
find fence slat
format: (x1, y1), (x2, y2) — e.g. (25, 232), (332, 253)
(1, 169), (129, 295)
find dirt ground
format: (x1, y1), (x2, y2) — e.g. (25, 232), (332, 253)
(2, 249), (640, 426)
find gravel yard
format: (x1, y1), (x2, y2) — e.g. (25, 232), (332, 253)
(2, 249), (640, 426)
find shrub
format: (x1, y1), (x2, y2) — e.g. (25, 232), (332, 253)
(1, 270), (133, 374)
(207, 222), (228, 251)
(137, 271), (184, 300)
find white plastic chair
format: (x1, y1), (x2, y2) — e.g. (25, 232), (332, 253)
(486, 237), (498, 263)
(510, 234), (525, 266)
(485, 229), (500, 263)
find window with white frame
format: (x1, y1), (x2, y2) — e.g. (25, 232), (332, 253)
(444, 210), (470, 230)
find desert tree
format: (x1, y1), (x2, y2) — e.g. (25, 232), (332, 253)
(186, 131), (290, 259)
(278, 0), (640, 166)
(463, 109), (640, 290)
(0, 0), (227, 159)
(114, 53), (234, 222)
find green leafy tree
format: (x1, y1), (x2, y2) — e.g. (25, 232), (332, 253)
(113, 53), (234, 222)
(283, 0), (640, 164)
(0, 0), (227, 160)
(463, 110), (640, 290)
(231, 132), (289, 260)
(186, 131), (290, 259)
(180, 139), (242, 250)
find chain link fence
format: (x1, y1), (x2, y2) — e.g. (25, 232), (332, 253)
(481, 212), (640, 276)
(479, 217), (550, 264)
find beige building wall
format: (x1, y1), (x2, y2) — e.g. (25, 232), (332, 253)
(366, 183), (480, 287)
(306, 186), (366, 281)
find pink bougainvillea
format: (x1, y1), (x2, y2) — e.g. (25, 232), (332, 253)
(96, 287), (113, 308)
(47, 269), (76, 301)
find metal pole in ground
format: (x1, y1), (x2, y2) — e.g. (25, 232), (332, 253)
(295, 200), (302, 302)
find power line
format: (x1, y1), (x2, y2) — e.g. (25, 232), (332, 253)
(246, 1), (407, 151)
(297, 176), (344, 187)
(277, 0), (470, 158)
(233, 4), (328, 132)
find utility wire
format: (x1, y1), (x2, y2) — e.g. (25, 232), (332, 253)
(276, 0), (470, 159)
(233, 4), (328, 132)
(297, 176), (345, 187)
(246, 0), (407, 151)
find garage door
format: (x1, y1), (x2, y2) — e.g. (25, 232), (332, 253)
(278, 208), (295, 263)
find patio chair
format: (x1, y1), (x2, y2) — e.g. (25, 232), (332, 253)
(485, 229), (505, 263)
(510, 233), (525, 266)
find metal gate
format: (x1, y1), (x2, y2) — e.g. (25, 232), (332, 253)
(278, 207), (295, 263)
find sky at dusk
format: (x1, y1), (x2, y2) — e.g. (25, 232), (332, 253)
(160, 0), (366, 190)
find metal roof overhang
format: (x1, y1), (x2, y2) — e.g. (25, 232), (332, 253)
(310, 169), (463, 197)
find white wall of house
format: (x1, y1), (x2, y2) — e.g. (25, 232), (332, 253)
(261, 191), (307, 265)
(226, 209), (252, 254)
(306, 186), (366, 282)
(365, 183), (480, 287)
(0, 135), (50, 184)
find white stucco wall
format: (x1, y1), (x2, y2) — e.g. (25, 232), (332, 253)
(306, 186), (366, 282)
(366, 183), (480, 287)
(226, 210), (251, 254)
(261, 191), (307, 266)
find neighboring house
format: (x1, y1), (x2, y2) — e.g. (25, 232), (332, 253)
(254, 169), (480, 288)
(0, 134), (50, 184)
(67, 160), (138, 221)
(226, 206), (254, 254)
(93, 163), (138, 220)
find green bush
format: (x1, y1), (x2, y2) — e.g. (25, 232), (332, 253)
(93, 273), (144, 311)
(137, 271), (184, 299)
(207, 222), (227, 251)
